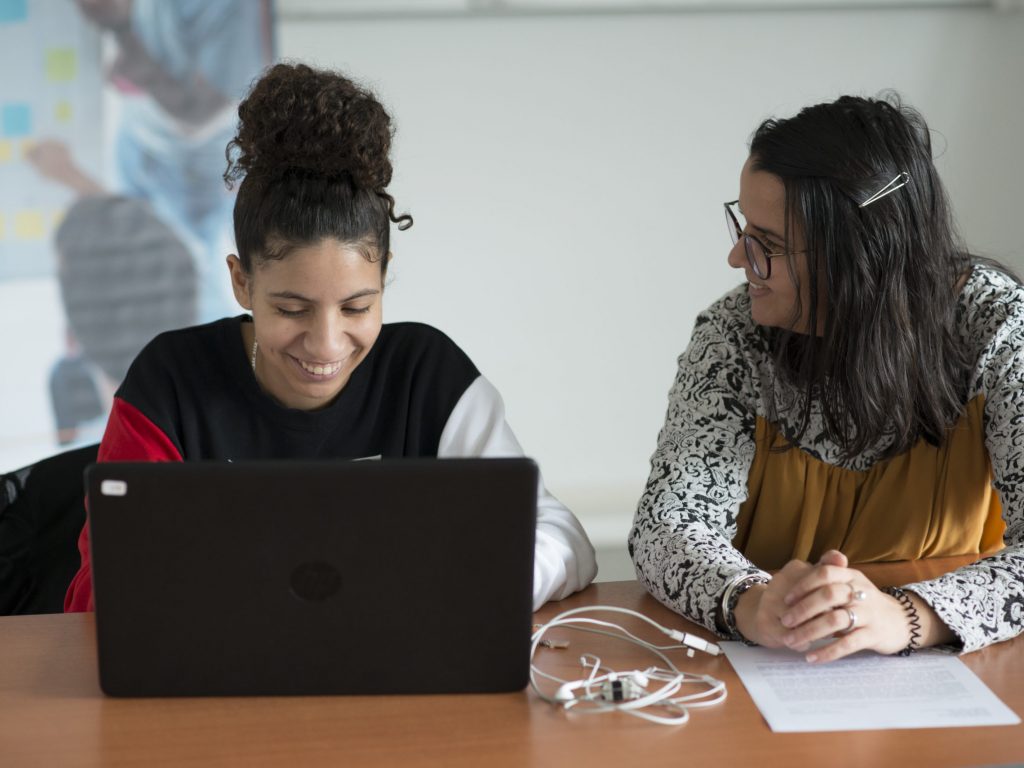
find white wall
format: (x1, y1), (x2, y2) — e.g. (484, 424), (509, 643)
(277, 7), (1024, 572)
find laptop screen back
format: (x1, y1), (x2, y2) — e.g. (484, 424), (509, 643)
(87, 458), (537, 697)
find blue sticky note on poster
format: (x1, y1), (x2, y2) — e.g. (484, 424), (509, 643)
(0, 0), (28, 24)
(2, 104), (31, 137)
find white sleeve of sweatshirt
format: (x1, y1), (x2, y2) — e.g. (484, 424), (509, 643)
(437, 375), (598, 610)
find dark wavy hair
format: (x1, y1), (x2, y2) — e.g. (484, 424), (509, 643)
(224, 62), (412, 275)
(750, 93), (976, 459)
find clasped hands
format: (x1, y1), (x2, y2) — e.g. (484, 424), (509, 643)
(732, 550), (912, 663)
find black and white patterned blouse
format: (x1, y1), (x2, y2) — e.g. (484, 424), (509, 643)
(628, 265), (1024, 653)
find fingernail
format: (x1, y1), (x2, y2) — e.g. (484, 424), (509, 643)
(783, 594), (794, 606)
(805, 653), (818, 663)
(781, 614), (794, 627)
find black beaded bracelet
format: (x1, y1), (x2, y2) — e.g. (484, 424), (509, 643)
(884, 586), (923, 656)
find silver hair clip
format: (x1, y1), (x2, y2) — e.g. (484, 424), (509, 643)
(859, 171), (911, 208)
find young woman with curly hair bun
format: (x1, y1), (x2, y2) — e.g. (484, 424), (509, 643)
(630, 93), (1023, 661)
(65, 62), (597, 613)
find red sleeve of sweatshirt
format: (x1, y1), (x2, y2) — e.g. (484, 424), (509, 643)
(63, 397), (182, 612)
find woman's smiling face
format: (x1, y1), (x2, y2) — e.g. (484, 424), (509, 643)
(228, 238), (384, 411)
(728, 155), (821, 333)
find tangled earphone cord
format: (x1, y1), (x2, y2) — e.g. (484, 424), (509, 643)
(530, 606), (727, 726)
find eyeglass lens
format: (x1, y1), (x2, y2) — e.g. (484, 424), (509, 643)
(724, 203), (770, 280)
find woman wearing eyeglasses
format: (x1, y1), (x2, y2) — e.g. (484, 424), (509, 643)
(629, 94), (1023, 660)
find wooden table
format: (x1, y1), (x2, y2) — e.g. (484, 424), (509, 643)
(1, 558), (1020, 767)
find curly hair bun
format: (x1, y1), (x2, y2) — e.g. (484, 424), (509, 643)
(225, 62), (395, 191)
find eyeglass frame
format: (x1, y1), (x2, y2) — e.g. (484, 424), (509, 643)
(724, 200), (805, 281)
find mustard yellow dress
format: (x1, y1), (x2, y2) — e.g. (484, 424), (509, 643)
(629, 266), (1024, 653)
(735, 396), (1004, 569)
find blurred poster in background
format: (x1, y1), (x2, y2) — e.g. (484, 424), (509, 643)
(0, 0), (275, 471)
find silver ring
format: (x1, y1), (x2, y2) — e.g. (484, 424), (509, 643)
(839, 607), (857, 635)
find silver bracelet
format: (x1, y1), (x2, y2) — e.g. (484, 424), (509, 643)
(721, 570), (771, 644)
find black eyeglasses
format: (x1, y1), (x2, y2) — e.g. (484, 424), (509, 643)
(724, 200), (803, 280)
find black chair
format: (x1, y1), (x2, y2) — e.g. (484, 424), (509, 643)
(0, 443), (98, 615)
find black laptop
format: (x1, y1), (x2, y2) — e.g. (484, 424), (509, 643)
(86, 458), (538, 697)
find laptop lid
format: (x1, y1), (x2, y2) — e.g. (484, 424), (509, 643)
(86, 458), (537, 697)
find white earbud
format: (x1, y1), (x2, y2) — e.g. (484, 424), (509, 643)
(554, 682), (578, 702)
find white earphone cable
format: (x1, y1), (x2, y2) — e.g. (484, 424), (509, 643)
(530, 606), (727, 726)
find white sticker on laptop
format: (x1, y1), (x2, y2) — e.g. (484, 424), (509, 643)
(100, 479), (128, 496)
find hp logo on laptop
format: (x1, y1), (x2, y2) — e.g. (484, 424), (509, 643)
(289, 561), (342, 602)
